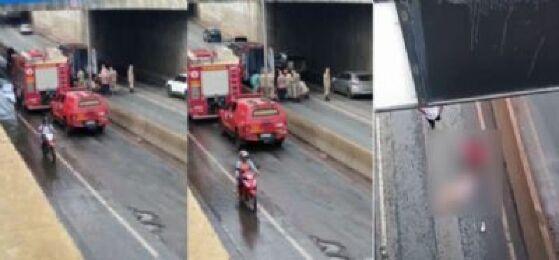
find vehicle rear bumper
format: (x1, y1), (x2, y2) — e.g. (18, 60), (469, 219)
(25, 104), (50, 110)
(191, 114), (218, 120)
(68, 119), (109, 128)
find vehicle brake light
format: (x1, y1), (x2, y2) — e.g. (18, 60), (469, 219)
(275, 122), (284, 128)
(250, 124), (262, 133)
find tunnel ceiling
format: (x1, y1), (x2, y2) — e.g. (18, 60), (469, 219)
(0, 0), (188, 11)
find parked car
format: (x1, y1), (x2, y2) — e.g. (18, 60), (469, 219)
(219, 95), (287, 147)
(166, 74), (188, 98)
(19, 23), (33, 35)
(0, 78), (15, 103)
(203, 28), (222, 43)
(331, 71), (373, 98)
(50, 90), (109, 134)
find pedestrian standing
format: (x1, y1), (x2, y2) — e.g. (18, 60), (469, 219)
(419, 106), (443, 129)
(285, 70), (293, 99)
(323, 67), (331, 101)
(250, 70), (261, 94)
(128, 64), (135, 93)
(291, 70), (301, 100)
(100, 64), (110, 95)
(277, 70), (287, 101)
(109, 67), (118, 94)
(77, 69), (85, 88)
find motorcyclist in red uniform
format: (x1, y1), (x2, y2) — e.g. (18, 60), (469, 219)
(235, 150), (258, 190)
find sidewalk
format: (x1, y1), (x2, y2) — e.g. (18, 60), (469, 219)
(0, 125), (82, 260)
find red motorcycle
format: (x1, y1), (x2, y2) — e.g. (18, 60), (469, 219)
(41, 133), (56, 163)
(238, 170), (257, 212)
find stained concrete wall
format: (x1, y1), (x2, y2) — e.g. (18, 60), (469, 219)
(267, 3), (372, 82)
(90, 11), (189, 84)
(195, 1), (262, 42)
(31, 10), (86, 44)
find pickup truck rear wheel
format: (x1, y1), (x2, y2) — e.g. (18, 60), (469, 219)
(234, 131), (245, 149)
(64, 118), (73, 136)
(167, 85), (173, 97)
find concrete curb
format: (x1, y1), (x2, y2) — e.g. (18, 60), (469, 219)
(109, 102), (187, 165)
(492, 99), (557, 259)
(284, 108), (373, 179)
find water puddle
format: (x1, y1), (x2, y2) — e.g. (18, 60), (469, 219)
(128, 206), (165, 234)
(310, 235), (350, 260)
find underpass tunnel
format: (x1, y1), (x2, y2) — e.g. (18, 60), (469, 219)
(90, 10), (190, 84)
(267, 3), (372, 83)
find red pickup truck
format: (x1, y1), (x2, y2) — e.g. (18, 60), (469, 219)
(219, 96), (287, 147)
(50, 89), (109, 134)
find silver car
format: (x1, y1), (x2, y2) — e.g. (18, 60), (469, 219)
(332, 71), (372, 98)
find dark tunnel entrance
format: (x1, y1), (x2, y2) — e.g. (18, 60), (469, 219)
(90, 10), (189, 85)
(267, 3), (372, 84)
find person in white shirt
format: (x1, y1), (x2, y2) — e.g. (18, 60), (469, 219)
(419, 105), (443, 129)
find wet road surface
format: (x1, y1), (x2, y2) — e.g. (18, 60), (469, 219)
(0, 102), (186, 259)
(116, 84), (373, 259)
(187, 20), (373, 151)
(0, 22), (372, 259)
(376, 103), (526, 259)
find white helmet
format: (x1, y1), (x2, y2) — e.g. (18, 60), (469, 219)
(239, 150), (249, 159)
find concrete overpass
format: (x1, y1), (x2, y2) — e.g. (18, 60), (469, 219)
(0, 0), (187, 11)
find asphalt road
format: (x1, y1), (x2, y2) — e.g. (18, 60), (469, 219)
(116, 84), (372, 259)
(376, 103), (526, 260)
(0, 26), (186, 258)
(0, 106), (186, 260)
(187, 20), (373, 151)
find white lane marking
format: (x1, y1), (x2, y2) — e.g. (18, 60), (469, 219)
(18, 114), (160, 258)
(309, 95), (372, 126)
(374, 115), (387, 255)
(188, 132), (313, 260)
(474, 102), (516, 260)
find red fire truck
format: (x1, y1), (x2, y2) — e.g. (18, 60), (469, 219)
(187, 47), (242, 120)
(10, 48), (70, 110)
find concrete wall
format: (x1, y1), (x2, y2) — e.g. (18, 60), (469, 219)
(267, 3), (372, 81)
(195, 1), (262, 42)
(90, 11), (189, 84)
(31, 10), (86, 44)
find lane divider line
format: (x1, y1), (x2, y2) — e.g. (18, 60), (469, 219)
(505, 99), (556, 259)
(475, 101), (516, 260)
(187, 132), (313, 260)
(18, 114), (160, 258)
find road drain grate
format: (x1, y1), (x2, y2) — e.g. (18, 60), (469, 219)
(310, 235), (350, 259)
(129, 206), (165, 233)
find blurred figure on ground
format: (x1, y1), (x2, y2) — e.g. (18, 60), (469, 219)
(323, 68), (331, 101)
(100, 64), (110, 95)
(419, 106), (443, 129)
(77, 69), (85, 88)
(250, 70), (261, 94)
(277, 69), (287, 100)
(128, 64), (134, 93)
